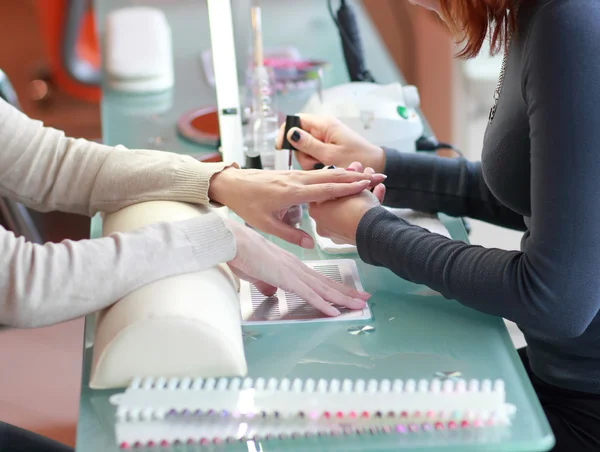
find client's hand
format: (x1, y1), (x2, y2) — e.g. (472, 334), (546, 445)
(209, 167), (385, 249)
(225, 220), (369, 316)
(309, 163), (385, 246)
(275, 114), (386, 172)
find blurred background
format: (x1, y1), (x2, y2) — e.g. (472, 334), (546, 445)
(0, 0), (524, 447)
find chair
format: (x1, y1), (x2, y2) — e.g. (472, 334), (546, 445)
(33, 0), (101, 103)
(0, 70), (44, 243)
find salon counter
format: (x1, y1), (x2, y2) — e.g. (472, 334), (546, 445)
(76, 1), (554, 451)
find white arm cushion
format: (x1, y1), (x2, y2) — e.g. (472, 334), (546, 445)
(89, 201), (247, 389)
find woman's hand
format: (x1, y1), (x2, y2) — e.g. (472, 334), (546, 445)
(309, 163), (385, 245)
(276, 114), (386, 172)
(225, 220), (369, 316)
(209, 166), (385, 249)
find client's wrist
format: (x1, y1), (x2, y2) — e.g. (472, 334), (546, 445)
(208, 166), (238, 205)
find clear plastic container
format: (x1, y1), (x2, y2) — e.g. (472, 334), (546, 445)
(246, 66), (279, 168)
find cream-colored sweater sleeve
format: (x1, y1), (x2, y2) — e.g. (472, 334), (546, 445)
(0, 214), (236, 328)
(0, 98), (234, 216)
(0, 98), (239, 328)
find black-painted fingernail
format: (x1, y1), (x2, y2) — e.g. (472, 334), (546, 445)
(313, 163), (325, 170)
(291, 130), (301, 142)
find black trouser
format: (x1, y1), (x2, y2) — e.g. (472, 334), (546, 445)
(0, 422), (72, 452)
(518, 347), (600, 451)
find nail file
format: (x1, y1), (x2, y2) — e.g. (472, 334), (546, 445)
(104, 7), (173, 93)
(311, 208), (452, 255)
(110, 376), (516, 448)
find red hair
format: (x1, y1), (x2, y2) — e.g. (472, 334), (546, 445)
(438, 0), (519, 58)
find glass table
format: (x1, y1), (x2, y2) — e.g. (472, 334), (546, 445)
(76, 1), (554, 450)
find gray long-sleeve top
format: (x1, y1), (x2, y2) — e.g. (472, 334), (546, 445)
(355, 0), (600, 393)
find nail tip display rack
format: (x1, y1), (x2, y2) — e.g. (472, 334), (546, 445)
(111, 375), (515, 449)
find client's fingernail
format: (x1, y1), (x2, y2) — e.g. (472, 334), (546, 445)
(373, 173), (387, 180)
(291, 130), (301, 142)
(327, 305), (341, 316)
(359, 292), (371, 300)
(313, 163), (325, 170)
(300, 237), (314, 249)
(351, 298), (367, 308)
(357, 180), (370, 187)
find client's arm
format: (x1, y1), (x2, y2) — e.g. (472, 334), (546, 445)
(0, 213), (236, 328)
(0, 98), (233, 216)
(0, 211), (369, 328)
(0, 98), (377, 248)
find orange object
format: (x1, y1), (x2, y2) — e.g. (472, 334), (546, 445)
(34, 0), (101, 103)
(190, 110), (221, 136)
(177, 106), (221, 147)
(195, 152), (223, 163)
